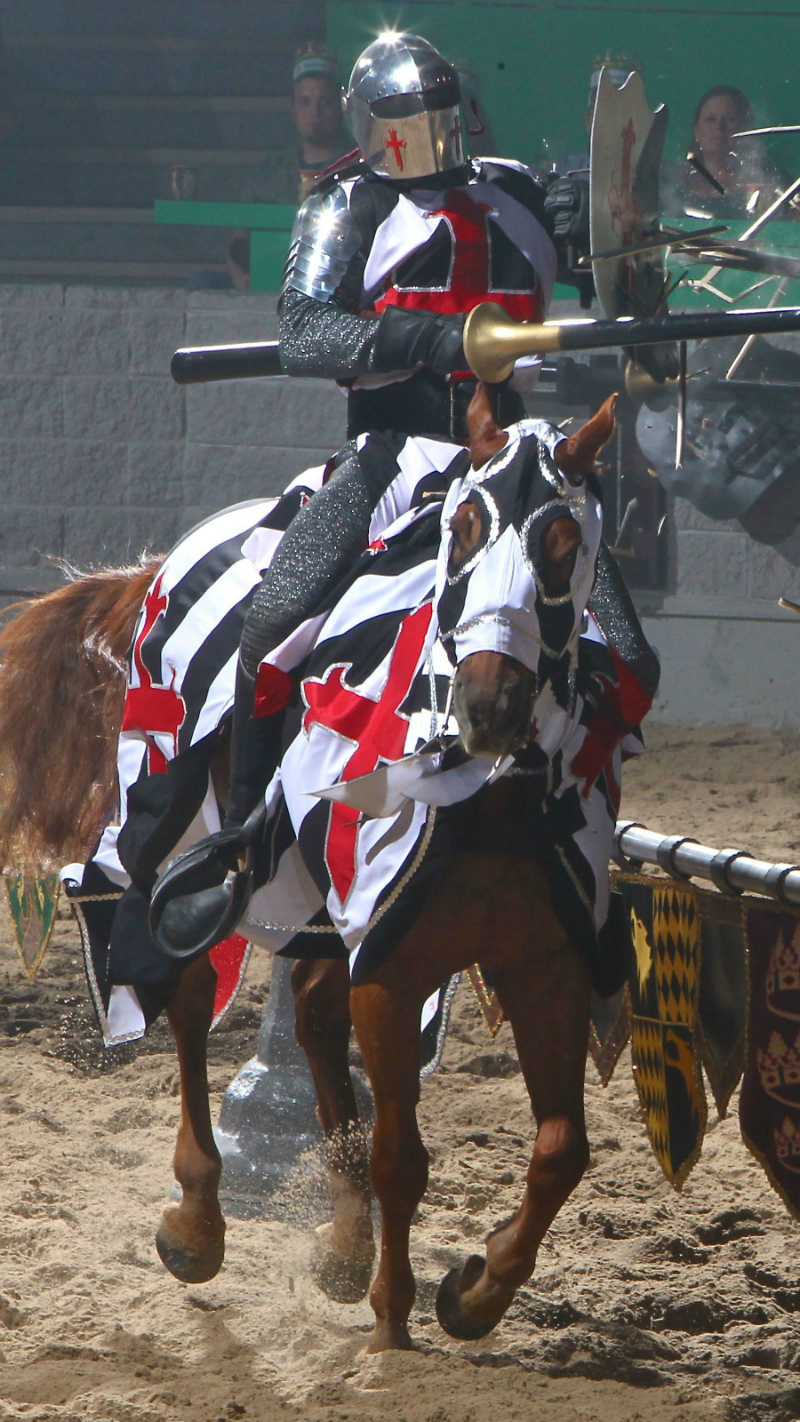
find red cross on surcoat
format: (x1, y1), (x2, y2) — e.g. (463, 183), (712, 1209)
(121, 572), (187, 773)
(385, 128), (407, 171)
(302, 602), (433, 905)
(375, 188), (540, 321)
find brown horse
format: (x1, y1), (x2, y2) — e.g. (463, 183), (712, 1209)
(0, 387), (618, 1349)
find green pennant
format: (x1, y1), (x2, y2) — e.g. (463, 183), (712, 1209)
(4, 870), (61, 981)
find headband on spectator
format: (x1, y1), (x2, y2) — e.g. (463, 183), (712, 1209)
(293, 48), (340, 85)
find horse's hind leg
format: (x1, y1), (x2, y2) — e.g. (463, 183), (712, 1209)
(349, 982), (427, 1351)
(436, 906), (591, 1340)
(156, 953), (226, 1284)
(292, 957), (374, 1303)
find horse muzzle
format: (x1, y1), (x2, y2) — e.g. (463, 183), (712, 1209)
(451, 652), (537, 759)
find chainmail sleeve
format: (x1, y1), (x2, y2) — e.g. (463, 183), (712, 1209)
(590, 540), (661, 702)
(279, 182), (383, 378)
(279, 286), (381, 378)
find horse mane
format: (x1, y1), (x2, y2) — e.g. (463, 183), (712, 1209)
(0, 557), (163, 870)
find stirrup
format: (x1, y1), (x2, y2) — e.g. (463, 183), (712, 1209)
(149, 803), (265, 959)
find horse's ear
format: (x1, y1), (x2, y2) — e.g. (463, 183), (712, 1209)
(556, 394), (617, 480)
(467, 381), (508, 469)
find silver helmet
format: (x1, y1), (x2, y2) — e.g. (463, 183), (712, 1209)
(345, 32), (465, 182)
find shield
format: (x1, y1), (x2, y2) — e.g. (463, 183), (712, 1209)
(4, 869), (61, 981)
(589, 68), (670, 322)
(740, 903), (800, 1222)
(696, 887), (748, 1118)
(589, 985), (630, 1086)
(466, 964), (504, 1037)
(620, 877), (707, 1188)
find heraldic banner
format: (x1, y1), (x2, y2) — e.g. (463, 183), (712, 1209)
(4, 869), (60, 981)
(618, 877), (707, 1188)
(740, 904), (800, 1221)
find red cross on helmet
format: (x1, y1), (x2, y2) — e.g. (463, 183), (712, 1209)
(345, 31), (466, 183)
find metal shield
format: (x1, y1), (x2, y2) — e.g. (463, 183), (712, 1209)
(589, 68), (669, 321)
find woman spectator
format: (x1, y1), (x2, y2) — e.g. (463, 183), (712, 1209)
(665, 85), (787, 219)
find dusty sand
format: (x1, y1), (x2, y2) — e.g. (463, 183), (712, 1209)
(2, 725), (800, 1422)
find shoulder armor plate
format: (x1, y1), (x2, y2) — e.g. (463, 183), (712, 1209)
(282, 186), (362, 302)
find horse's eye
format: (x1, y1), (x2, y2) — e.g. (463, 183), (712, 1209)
(448, 500), (484, 574)
(534, 514), (582, 593)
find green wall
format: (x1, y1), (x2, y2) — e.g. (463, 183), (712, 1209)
(327, 1), (800, 173)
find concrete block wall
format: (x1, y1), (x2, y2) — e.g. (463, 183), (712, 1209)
(0, 284), (346, 590)
(640, 498), (800, 729)
(670, 498), (800, 605)
(0, 280), (797, 727)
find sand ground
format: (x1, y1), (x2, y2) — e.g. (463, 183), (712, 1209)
(2, 726), (800, 1422)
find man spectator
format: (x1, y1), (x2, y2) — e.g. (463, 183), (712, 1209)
(288, 45), (353, 202)
(226, 45), (352, 291)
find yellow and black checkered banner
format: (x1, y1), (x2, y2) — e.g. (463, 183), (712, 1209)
(615, 871), (749, 1109)
(740, 903), (800, 1222)
(618, 878), (707, 1188)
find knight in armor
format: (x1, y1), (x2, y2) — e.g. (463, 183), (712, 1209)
(170, 32), (658, 935)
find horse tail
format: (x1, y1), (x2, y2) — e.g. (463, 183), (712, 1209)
(0, 556), (163, 870)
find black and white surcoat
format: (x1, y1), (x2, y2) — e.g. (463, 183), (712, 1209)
(279, 156), (559, 439)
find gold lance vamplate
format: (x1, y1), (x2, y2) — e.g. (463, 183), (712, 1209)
(461, 299), (800, 390)
(463, 302), (565, 383)
(463, 301), (669, 397)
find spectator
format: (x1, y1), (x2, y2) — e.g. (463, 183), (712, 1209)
(290, 47), (352, 201)
(663, 85), (787, 219)
(225, 45), (352, 291)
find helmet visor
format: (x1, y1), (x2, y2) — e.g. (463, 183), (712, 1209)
(371, 75), (461, 120)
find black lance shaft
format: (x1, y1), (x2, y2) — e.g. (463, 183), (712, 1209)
(171, 340), (283, 385)
(170, 305), (800, 387)
(463, 302), (800, 384)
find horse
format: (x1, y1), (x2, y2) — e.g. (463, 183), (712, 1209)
(0, 386), (630, 1350)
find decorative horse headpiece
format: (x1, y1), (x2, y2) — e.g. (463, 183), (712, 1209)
(434, 390), (615, 760)
(436, 422), (601, 676)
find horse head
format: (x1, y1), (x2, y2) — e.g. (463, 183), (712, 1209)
(437, 384), (616, 759)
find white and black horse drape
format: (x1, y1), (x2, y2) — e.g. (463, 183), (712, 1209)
(67, 424), (643, 1055)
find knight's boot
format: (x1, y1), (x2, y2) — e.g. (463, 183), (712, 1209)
(149, 658), (284, 957)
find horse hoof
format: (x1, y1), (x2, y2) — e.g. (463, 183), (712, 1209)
(155, 1213), (225, 1284)
(435, 1254), (502, 1341)
(310, 1225), (374, 1304)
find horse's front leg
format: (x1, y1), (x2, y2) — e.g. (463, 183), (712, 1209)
(156, 952), (226, 1283)
(292, 956), (374, 1302)
(436, 903), (591, 1340)
(349, 982), (428, 1351)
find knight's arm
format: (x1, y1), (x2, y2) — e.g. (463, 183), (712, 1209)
(278, 185), (465, 379)
(542, 174), (592, 292)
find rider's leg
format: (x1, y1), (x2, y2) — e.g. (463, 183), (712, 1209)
(591, 539), (660, 701)
(224, 433), (411, 834)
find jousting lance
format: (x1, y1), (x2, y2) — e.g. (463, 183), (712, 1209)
(170, 302), (800, 388)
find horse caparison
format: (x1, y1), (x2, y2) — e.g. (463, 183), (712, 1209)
(0, 388), (618, 1351)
